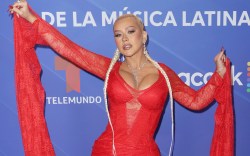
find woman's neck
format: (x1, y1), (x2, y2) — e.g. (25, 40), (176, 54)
(124, 53), (147, 69)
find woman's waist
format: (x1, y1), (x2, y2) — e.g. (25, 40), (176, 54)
(95, 133), (157, 147)
(92, 145), (159, 156)
(92, 137), (159, 155)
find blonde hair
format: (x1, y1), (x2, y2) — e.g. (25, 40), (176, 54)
(144, 49), (174, 156)
(103, 48), (120, 156)
(103, 14), (174, 156)
(113, 14), (145, 31)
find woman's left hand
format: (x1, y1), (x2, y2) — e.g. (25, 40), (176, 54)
(214, 47), (226, 78)
(9, 0), (37, 23)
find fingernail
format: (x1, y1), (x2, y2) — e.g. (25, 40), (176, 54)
(8, 5), (13, 12)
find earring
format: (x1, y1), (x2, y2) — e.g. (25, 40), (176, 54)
(120, 54), (125, 62)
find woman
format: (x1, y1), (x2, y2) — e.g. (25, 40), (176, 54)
(10, 1), (232, 156)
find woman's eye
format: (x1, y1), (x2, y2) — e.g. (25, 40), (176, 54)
(128, 30), (135, 34)
(114, 34), (121, 37)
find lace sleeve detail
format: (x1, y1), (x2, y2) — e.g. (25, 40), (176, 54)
(162, 64), (223, 111)
(32, 18), (111, 80)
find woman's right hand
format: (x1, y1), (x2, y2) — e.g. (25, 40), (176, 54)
(214, 47), (226, 78)
(9, 0), (37, 23)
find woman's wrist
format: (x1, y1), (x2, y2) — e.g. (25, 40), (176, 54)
(216, 68), (226, 78)
(26, 13), (37, 23)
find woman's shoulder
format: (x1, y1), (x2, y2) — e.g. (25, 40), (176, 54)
(158, 62), (174, 73)
(158, 62), (179, 80)
(111, 61), (122, 71)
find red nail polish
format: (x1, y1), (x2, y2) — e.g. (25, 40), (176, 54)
(7, 5), (13, 16)
(8, 5), (13, 12)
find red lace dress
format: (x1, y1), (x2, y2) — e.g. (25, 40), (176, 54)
(13, 11), (234, 156)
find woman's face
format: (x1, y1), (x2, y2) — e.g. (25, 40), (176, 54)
(113, 16), (147, 57)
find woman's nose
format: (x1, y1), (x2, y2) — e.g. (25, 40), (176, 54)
(122, 34), (128, 42)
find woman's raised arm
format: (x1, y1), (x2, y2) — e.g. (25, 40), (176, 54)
(10, 0), (112, 80)
(161, 49), (226, 111)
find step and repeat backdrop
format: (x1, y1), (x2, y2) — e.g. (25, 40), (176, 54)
(1, 0), (250, 156)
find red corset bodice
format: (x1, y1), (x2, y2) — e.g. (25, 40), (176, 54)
(92, 62), (168, 155)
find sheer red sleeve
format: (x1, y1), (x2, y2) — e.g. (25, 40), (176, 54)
(161, 64), (223, 111)
(14, 14), (55, 155)
(210, 58), (234, 156)
(161, 62), (234, 156)
(31, 16), (111, 80)
(13, 7), (112, 156)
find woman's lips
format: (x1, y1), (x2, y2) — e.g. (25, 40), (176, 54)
(123, 44), (132, 50)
